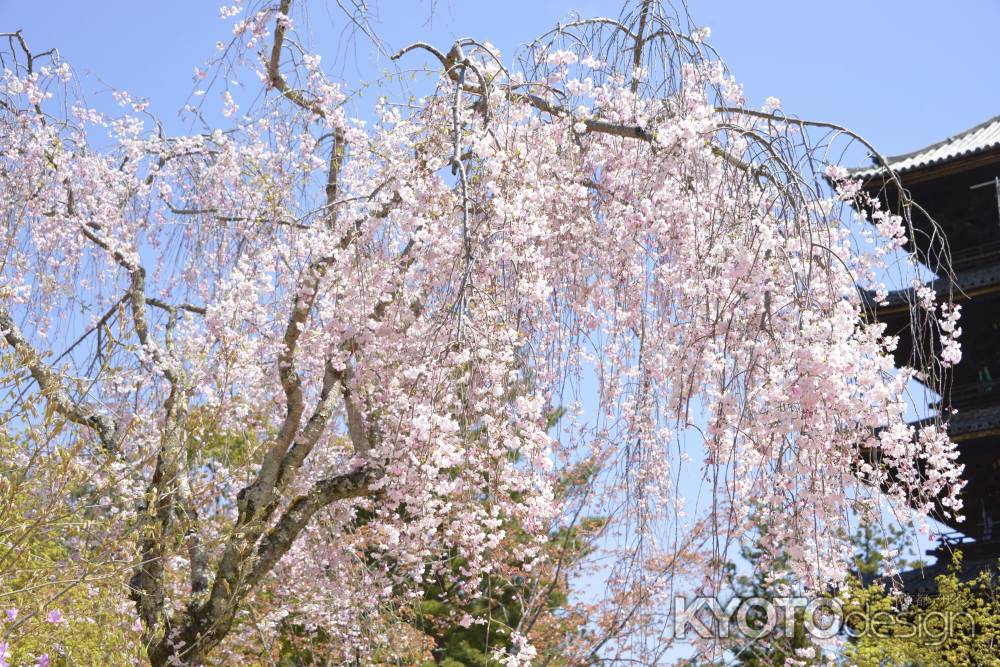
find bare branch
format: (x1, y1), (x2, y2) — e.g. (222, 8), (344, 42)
(0, 305), (118, 451)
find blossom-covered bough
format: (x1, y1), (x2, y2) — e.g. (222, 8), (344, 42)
(0, 1), (965, 663)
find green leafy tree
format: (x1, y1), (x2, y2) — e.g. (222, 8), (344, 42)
(402, 514), (604, 666)
(0, 428), (143, 665)
(844, 552), (1000, 666)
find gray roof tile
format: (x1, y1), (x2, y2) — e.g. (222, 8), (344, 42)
(851, 114), (1000, 178)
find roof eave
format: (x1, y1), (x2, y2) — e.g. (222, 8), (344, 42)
(852, 145), (1000, 189)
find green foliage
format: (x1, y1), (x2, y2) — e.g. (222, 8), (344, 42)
(0, 431), (143, 665)
(0, 404), (270, 666)
(402, 410), (602, 665)
(844, 552), (1000, 667)
(402, 516), (604, 666)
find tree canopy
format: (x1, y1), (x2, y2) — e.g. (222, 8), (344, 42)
(0, 1), (965, 664)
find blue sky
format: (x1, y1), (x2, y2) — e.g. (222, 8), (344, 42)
(4, 0), (999, 160)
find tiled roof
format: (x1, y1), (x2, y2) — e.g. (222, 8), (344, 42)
(863, 260), (1000, 313)
(850, 114), (1000, 179)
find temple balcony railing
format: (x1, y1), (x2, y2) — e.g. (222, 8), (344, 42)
(951, 240), (1000, 271)
(934, 382), (1000, 412)
(909, 401), (1000, 440)
(862, 260), (1000, 317)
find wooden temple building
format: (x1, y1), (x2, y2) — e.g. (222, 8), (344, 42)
(851, 115), (1000, 593)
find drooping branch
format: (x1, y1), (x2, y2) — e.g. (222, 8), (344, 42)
(145, 297), (207, 317)
(390, 42), (761, 177)
(630, 0), (653, 94)
(0, 305), (119, 451)
(266, 0), (326, 119)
